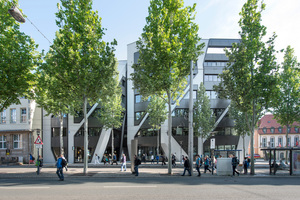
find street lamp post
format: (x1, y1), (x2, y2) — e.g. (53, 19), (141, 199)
(188, 60), (194, 175)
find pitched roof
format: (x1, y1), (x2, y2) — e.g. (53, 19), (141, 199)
(258, 114), (300, 135)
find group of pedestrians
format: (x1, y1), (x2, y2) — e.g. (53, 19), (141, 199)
(52, 152), (247, 180)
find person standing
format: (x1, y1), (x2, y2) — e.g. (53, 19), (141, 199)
(232, 154), (240, 176)
(161, 155), (166, 165)
(56, 154), (64, 181)
(94, 154), (100, 165)
(195, 155), (202, 176)
(156, 155), (159, 164)
(243, 157), (249, 174)
(134, 155), (141, 176)
(181, 156), (191, 176)
(120, 154), (127, 171)
(204, 156), (212, 173)
(172, 154), (176, 167)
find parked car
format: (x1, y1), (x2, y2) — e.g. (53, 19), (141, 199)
(246, 154), (261, 159)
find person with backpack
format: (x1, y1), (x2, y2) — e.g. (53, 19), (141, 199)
(56, 154), (66, 181)
(243, 157), (249, 174)
(232, 154), (240, 176)
(181, 156), (191, 176)
(204, 156), (212, 173)
(134, 155), (141, 176)
(94, 153), (100, 165)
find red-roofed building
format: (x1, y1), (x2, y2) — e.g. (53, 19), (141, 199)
(252, 114), (300, 160)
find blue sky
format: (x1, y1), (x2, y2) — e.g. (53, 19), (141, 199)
(18, 0), (300, 62)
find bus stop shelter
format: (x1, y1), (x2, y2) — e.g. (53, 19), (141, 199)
(261, 147), (300, 175)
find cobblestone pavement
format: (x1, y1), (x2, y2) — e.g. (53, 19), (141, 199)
(0, 161), (296, 179)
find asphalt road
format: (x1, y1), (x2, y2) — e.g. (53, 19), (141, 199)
(0, 176), (299, 200)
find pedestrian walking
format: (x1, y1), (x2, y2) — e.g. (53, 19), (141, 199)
(156, 155), (159, 164)
(172, 153), (176, 167)
(134, 155), (141, 176)
(111, 154), (118, 165)
(94, 154), (100, 165)
(151, 154), (154, 164)
(36, 155), (43, 175)
(120, 154), (127, 171)
(161, 155), (166, 165)
(232, 154), (240, 176)
(195, 155), (202, 176)
(181, 156), (191, 176)
(56, 154), (65, 181)
(204, 155), (212, 173)
(102, 154), (108, 165)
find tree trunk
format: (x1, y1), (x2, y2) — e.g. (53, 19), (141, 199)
(188, 60), (194, 175)
(285, 124), (289, 164)
(156, 129), (159, 155)
(167, 91), (172, 174)
(111, 127), (114, 163)
(59, 113), (64, 156)
(83, 96), (88, 175)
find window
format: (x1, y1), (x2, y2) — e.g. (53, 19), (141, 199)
(262, 137), (267, 147)
(1, 110), (6, 124)
(135, 112), (145, 121)
(13, 134), (22, 149)
(20, 108), (27, 123)
(262, 127), (267, 133)
(0, 135), (7, 149)
(287, 127), (291, 133)
(204, 75), (222, 82)
(135, 95), (142, 103)
(10, 109), (16, 123)
(278, 127), (282, 133)
(270, 127), (275, 133)
(270, 137), (275, 147)
(206, 91), (218, 99)
(183, 91), (197, 99)
(294, 136), (299, 147)
(295, 127), (299, 133)
(287, 137), (291, 146)
(278, 137), (283, 147)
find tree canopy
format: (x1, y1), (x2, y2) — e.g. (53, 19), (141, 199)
(0, 0), (40, 112)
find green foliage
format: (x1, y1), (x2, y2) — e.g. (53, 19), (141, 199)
(131, 0), (204, 101)
(0, 0), (40, 112)
(193, 83), (215, 138)
(98, 73), (124, 130)
(229, 101), (250, 137)
(214, 0), (279, 130)
(147, 95), (168, 130)
(272, 45), (300, 132)
(46, 0), (118, 107)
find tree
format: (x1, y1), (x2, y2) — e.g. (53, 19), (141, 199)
(98, 74), (124, 162)
(47, 0), (118, 174)
(272, 46), (300, 162)
(0, 0), (40, 112)
(146, 95), (168, 155)
(214, 0), (279, 174)
(131, 0), (204, 174)
(35, 61), (80, 156)
(229, 101), (251, 158)
(193, 83), (215, 155)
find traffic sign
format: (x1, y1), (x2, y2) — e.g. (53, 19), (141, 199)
(34, 135), (43, 145)
(35, 144), (43, 149)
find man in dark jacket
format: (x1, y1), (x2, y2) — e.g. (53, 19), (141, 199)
(134, 155), (141, 176)
(232, 154), (240, 176)
(181, 156), (191, 176)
